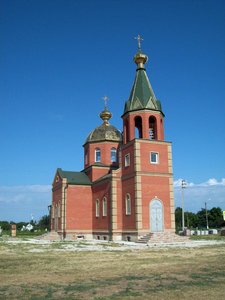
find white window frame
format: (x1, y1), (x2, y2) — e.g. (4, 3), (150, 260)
(125, 193), (131, 215)
(102, 197), (107, 217)
(125, 153), (130, 167)
(96, 199), (100, 217)
(110, 147), (117, 162)
(150, 152), (159, 164)
(95, 148), (101, 162)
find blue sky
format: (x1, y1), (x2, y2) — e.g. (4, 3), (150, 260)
(0, 0), (225, 222)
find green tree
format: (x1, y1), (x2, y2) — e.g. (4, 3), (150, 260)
(175, 206), (225, 231)
(208, 207), (225, 228)
(185, 211), (198, 228)
(16, 222), (27, 231)
(175, 207), (182, 232)
(38, 215), (50, 230)
(0, 221), (10, 231)
(196, 208), (207, 228)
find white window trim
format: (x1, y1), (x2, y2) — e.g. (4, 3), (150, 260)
(125, 194), (131, 215)
(102, 197), (107, 217)
(150, 152), (159, 164)
(125, 153), (130, 167)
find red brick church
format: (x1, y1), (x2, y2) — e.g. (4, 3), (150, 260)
(51, 38), (175, 241)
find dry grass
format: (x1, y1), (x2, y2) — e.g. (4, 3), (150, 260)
(0, 241), (225, 299)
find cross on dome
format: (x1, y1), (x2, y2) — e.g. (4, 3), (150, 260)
(134, 34), (144, 50)
(102, 96), (109, 110)
(100, 96), (112, 124)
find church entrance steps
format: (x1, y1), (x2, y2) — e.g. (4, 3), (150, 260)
(38, 231), (62, 241)
(137, 232), (189, 244)
(137, 233), (153, 243)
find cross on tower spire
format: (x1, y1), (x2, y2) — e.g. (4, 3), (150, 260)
(134, 34), (144, 50)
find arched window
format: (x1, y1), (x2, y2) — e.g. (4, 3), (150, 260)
(124, 119), (129, 144)
(96, 199), (100, 217)
(85, 150), (88, 165)
(124, 153), (130, 167)
(58, 202), (61, 217)
(95, 148), (101, 162)
(125, 193), (131, 215)
(111, 147), (117, 162)
(135, 116), (143, 138)
(149, 116), (157, 140)
(102, 197), (107, 216)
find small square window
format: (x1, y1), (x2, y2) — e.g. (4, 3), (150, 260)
(150, 152), (159, 164)
(125, 154), (130, 167)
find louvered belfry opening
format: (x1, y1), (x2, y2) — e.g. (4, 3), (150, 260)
(149, 116), (157, 140)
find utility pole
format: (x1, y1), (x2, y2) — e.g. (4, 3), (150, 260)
(181, 179), (186, 231)
(205, 202), (209, 229)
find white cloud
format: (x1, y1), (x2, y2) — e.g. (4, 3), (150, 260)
(0, 179), (224, 221)
(0, 185), (51, 222)
(0, 185), (51, 194)
(174, 178), (225, 212)
(174, 178), (225, 188)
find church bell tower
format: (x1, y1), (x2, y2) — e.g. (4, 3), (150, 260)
(121, 35), (175, 239)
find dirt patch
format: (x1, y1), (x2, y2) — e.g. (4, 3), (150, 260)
(0, 239), (225, 299)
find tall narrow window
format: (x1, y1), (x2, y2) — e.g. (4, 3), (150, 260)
(85, 150), (88, 165)
(102, 197), (107, 216)
(95, 148), (101, 162)
(135, 116), (143, 138)
(125, 194), (131, 215)
(124, 119), (129, 144)
(149, 116), (157, 140)
(125, 153), (130, 167)
(111, 147), (117, 162)
(96, 199), (100, 217)
(58, 202), (61, 217)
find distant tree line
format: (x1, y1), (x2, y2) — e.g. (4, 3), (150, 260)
(0, 215), (50, 232)
(1, 208), (224, 233)
(175, 206), (225, 232)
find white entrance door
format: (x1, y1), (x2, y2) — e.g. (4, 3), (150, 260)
(150, 199), (163, 232)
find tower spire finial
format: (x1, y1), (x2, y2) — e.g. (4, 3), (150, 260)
(133, 34), (148, 69)
(134, 34), (144, 51)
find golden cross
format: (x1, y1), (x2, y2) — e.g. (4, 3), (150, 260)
(134, 34), (144, 50)
(102, 96), (109, 109)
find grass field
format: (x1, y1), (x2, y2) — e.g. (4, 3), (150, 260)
(0, 239), (225, 299)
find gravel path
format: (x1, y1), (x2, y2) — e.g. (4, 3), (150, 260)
(2, 237), (225, 252)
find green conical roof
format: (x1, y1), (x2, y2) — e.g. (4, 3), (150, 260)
(123, 50), (163, 115)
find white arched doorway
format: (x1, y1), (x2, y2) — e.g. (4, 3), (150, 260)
(150, 199), (164, 232)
